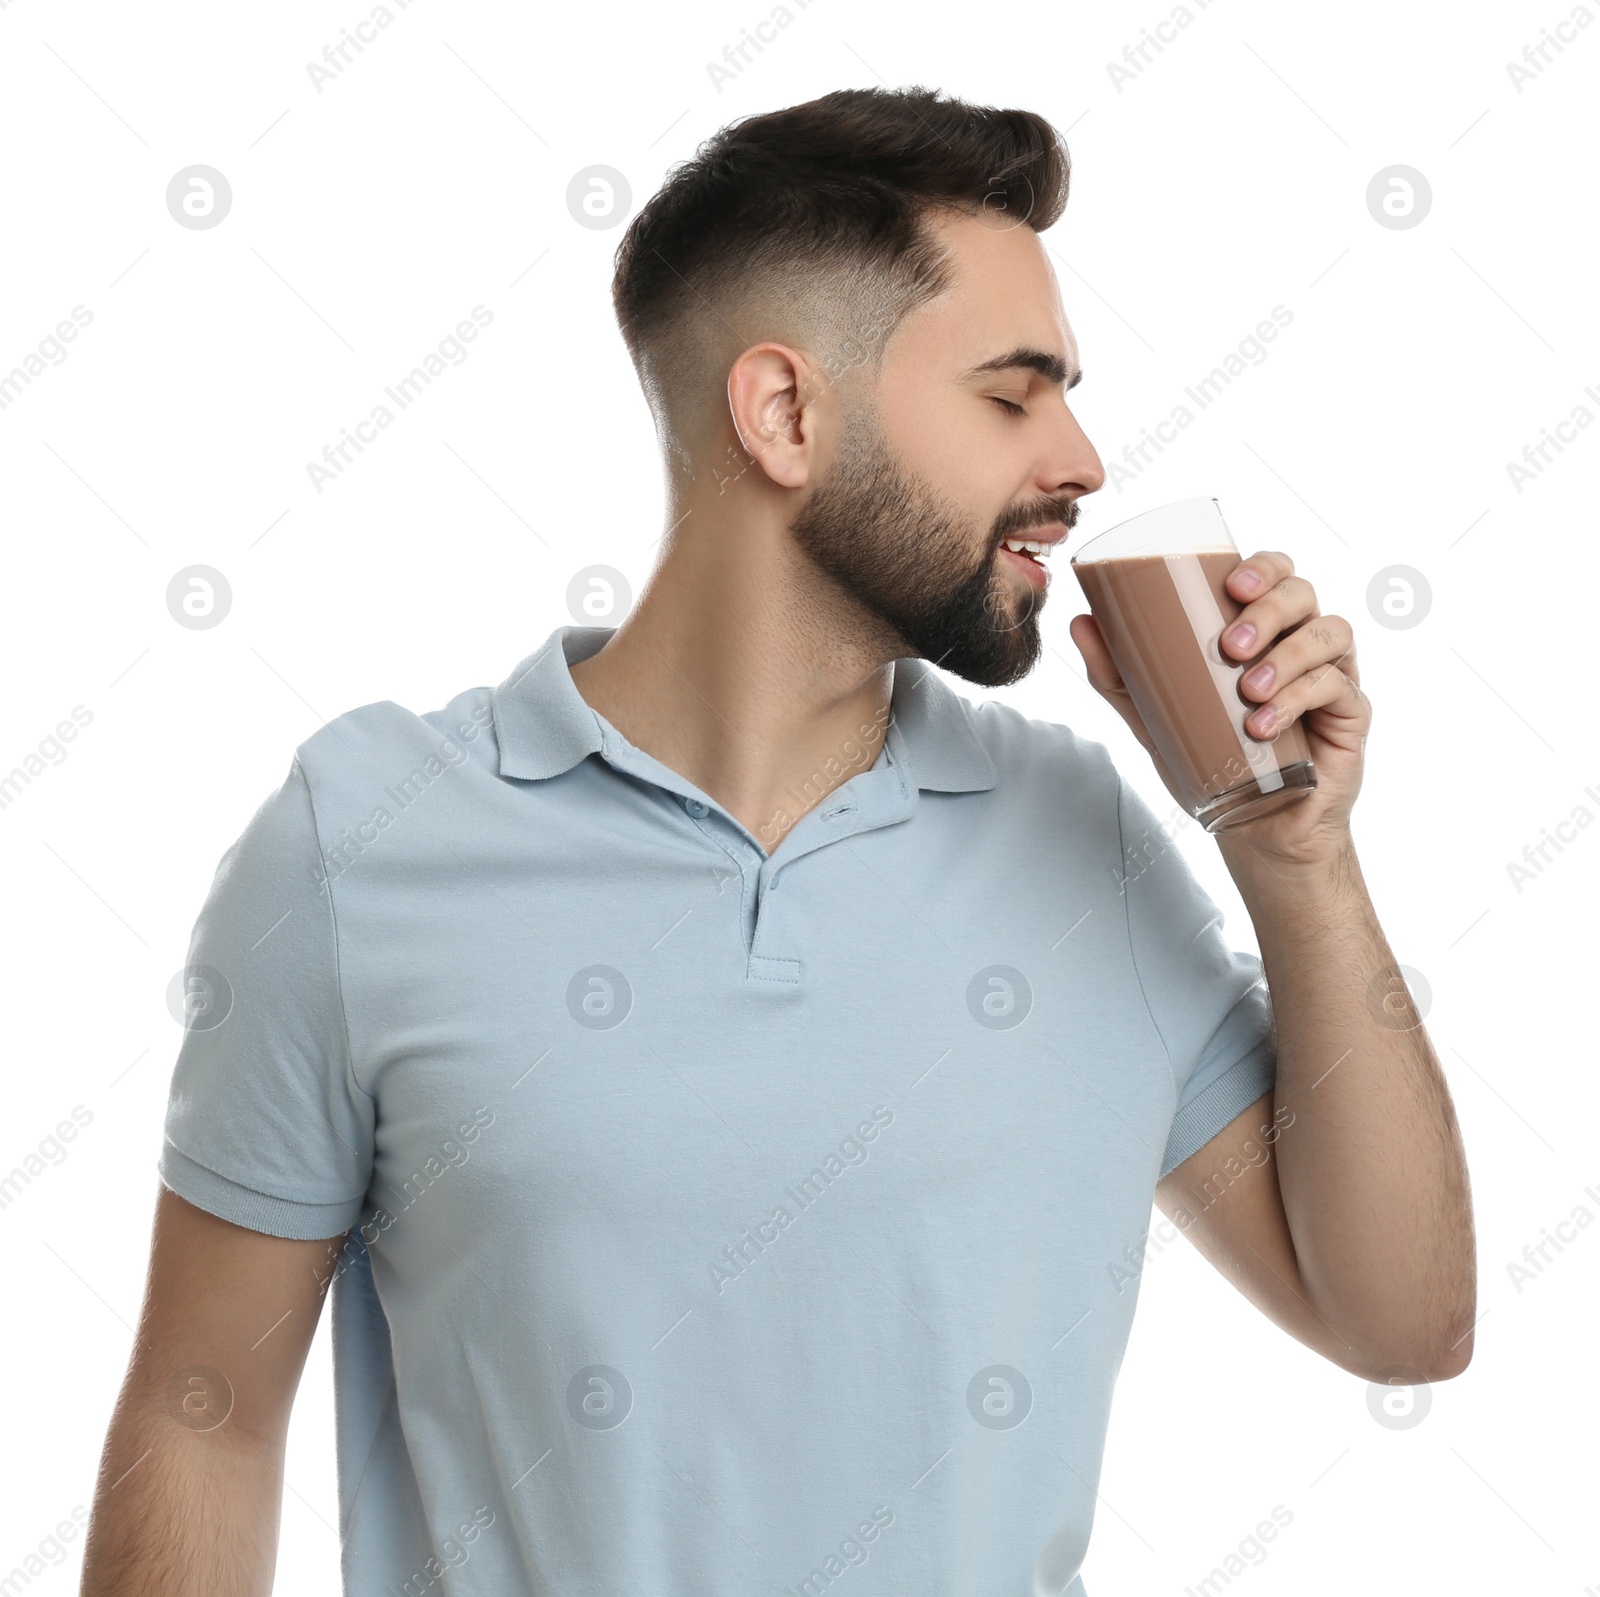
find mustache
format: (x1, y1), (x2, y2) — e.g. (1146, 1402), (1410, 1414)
(993, 498), (1079, 541)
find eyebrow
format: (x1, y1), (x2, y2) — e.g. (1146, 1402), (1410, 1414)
(961, 347), (1083, 390)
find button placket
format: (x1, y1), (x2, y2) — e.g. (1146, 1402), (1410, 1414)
(743, 768), (913, 986)
(747, 860), (801, 985)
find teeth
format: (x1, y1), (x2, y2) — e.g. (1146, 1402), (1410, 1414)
(1002, 538), (1053, 557)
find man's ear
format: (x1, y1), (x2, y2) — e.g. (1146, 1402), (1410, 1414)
(726, 342), (825, 490)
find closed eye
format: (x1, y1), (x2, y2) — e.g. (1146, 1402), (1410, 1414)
(990, 397), (1027, 417)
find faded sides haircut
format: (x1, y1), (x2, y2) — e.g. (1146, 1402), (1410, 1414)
(611, 86), (1071, 462)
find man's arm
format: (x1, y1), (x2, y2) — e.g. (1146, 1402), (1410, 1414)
(1152, 1094), (1401, 1382)
(1155, 1090), (1380, 1377)
(1156, 840), (1476, 1383)
(1075, 545), (1475, 1384)
(80, 1185), (345, 1597)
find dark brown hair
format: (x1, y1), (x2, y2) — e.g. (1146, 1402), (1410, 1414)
(611, 85), (1071, 444)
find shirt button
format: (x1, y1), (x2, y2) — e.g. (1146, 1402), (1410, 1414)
(684, 798), (709, 818)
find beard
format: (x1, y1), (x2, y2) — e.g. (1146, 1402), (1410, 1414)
(786, 402), (1069, 688)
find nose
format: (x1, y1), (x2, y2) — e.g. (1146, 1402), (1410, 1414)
(1043, 402), (1105, 502)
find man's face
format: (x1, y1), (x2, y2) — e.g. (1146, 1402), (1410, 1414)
(789, 209), (1104, 687)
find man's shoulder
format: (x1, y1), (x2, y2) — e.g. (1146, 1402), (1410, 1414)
(287, 681), (502, 818)
(927, 688), (1133, 884)
(952, 688), (1121, 797)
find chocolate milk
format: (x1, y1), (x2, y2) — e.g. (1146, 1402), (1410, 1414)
(1072, 549), (1315, 830)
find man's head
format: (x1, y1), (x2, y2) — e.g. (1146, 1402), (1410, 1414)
(611, 86), (1104, 686)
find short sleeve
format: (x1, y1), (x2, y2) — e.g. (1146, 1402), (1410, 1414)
(158, 756), (375, 1240)
(1115, 772), (1277, 1179)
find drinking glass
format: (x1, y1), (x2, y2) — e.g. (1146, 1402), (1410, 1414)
(1070, 497), (1317, 832)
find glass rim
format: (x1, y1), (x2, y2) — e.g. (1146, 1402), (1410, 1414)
(1069, 495), (1237, 565)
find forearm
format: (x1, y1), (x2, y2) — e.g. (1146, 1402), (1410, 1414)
(1219, 835), (1477, 1379)
(80, 1377), (284, 1597)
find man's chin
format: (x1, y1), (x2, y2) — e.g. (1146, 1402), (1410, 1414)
(958, 648), (1042, 689)
(856, 561), (1044, 684)
(916, 625), (1043, 689)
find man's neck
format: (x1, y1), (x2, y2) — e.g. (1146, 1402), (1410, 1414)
(567, 516), (903, 856)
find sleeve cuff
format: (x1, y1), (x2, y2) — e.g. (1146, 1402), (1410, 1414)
(158, 1143), (363, 1241)
(1158, 1037), (1276, 1180)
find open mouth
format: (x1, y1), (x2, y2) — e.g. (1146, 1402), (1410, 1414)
(1000, 537), (1051, 566)
(998, 534), (1058, 582)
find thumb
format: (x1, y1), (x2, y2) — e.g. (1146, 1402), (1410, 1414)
(1068, 612), (1126, 698)
(1069, 612), (1177, 800)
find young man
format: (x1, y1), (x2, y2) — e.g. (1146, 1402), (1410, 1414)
(83, 87), (1474, 1596)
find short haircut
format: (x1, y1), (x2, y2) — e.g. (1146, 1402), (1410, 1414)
(611, 86), (1070, 454)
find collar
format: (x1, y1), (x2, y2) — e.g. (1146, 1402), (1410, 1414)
(490, 625), (997, 794)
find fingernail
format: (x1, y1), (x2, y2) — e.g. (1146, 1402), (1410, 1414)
(1251, 705), (1277, 734)
(1243, 663), (1273, 693)
(1236, 568), (1262, 593)
(1228, 622), (1257, 651)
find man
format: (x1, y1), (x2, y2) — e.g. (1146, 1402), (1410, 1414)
(82, 86), (1474, 1596)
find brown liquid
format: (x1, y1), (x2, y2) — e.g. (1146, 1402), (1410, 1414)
(1072, 550), (1315, 829)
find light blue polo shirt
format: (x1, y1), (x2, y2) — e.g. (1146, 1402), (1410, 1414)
(159, 622), (1276, 1597)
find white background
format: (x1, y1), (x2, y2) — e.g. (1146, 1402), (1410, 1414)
(1, 0), (1596, 1591)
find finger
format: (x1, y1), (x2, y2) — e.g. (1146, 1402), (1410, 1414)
(1246, 660), (1370, 741)
(1339, 638), (1361, 689)
(1220, 573), (1319, 662)
(1225, 550), (1295, 606)
(1236, 614), (1356, 706)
